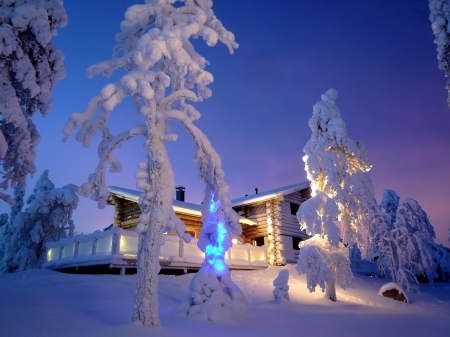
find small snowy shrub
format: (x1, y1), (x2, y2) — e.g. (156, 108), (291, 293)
(297, 235), (352, 302)
(273, 269), (290, 303)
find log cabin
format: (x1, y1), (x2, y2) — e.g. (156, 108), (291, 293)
(107, 182), (312, 266)
(232, 182), (311, 265)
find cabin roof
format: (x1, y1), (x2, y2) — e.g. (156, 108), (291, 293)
(231, 181), (310, 207)
(107, 186), (256, 226)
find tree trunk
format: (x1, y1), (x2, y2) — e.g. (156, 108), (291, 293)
(325, 279), (337, 302)
(133, 116), (174, 327)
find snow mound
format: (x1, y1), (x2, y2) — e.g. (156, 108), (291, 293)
(378, 282), (409, 303)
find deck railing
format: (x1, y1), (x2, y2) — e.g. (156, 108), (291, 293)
(44, 227), (268, 272)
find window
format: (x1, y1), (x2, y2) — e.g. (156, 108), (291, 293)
(252, 236), (266, 247)
(290, 202), (300, 216)
(292, 237), (303, 250)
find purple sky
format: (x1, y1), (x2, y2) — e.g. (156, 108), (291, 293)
(2, 0), (449, 245)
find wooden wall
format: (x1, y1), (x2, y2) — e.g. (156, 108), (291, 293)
(107, 195), (204, 237)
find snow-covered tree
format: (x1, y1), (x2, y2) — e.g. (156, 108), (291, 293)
(63, 0), (244, 327)
(296, 89), (378, 300)
(273, 269), (290, 303)
(429, 0), (450, 108)
(299, 89), (377, 247)
(369, 192), (438, 292)
(0, 170), (77, 273)
(349, 243), (362, 261)
(0, 186), (24, 273)
(0, 0), (67, 204)
(379, 189), (400, 229)
(297, 235), (352, 302)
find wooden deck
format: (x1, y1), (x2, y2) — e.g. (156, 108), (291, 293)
(44, 227), (268, 274)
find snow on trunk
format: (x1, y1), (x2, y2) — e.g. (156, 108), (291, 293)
(133, 116), (175, 326)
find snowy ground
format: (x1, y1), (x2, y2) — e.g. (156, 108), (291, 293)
(1, 265), (449, 337)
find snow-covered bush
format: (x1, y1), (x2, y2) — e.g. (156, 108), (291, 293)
(0, 0), (67, 204)
(0, 170), (78, 273)
(63, 0), (242, 327)
(297, 235), (352, 302)
(429, 0), (450, 108)
(369, 192), (439, 292)
(273, 269), (290, 303)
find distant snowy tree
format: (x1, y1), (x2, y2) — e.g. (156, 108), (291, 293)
(369, 194), (438, 292)
(429, 0), (450, 108)
(0, 170), (77, 273)
(299, 89), (377, 247)
(379, 189), (400, 229)
(431, 242), (450, 280)
(273, 269), (290, 303)
(0, 0), (67, 204)
(63, 0), (243, 327)
(0, 186), (24, 273)
(297, 235), (352, 302)
(349, 243), (362, 261)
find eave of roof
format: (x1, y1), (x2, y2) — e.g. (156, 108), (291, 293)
(107, 186), (256, 226)
(231, 181), (310, 207)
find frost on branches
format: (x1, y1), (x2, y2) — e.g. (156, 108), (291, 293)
(0, 0), (67, 204)
(273, 269), (290, 304)
(0, 170), (78, 273)
(297, 235), (352, 302)
(368, 191), (439, 292)
(63, 0), (244, 327)
(429, 0), (450, 108)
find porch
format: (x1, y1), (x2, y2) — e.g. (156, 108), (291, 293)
(43, 227), (268, 274)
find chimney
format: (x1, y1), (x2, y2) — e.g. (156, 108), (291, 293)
(176, 186), (185, 202)
(255, 188), (258, 194)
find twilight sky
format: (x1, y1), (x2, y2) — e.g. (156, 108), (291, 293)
(2, 0), (449, 245)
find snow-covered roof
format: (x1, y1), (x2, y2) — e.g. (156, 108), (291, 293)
(107, 186), (256, 226)
(231, 181), (310, 207)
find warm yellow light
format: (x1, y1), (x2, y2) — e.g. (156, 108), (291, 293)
(231, 238), (238, 244)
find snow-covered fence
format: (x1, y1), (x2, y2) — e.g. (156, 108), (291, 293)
(44, 227), (268, 273)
